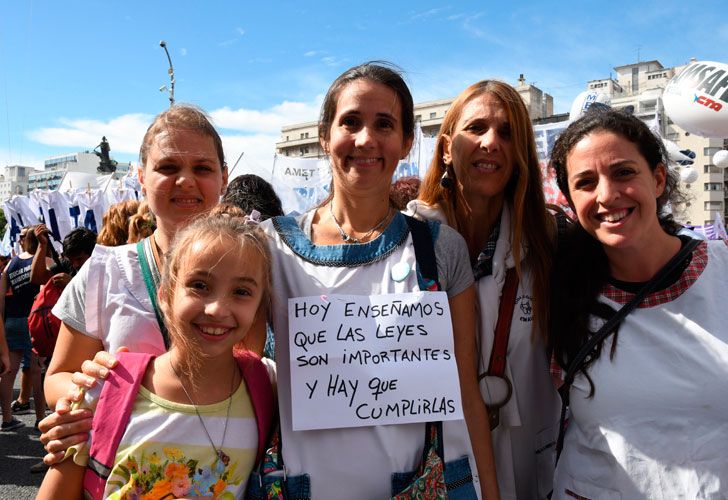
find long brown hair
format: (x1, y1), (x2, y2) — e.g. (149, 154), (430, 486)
(419, 80), (555, 335)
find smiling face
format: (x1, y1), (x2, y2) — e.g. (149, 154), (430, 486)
(565, 131), (667, 254)
(321, 78), (412, 198)
(443, 93), (515, 208)
(138, 128), (227, 234)
(168, 239), (265, 361)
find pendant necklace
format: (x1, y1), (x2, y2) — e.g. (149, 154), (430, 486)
(168, 357), (235, 465)
(329, 200), (392, 244)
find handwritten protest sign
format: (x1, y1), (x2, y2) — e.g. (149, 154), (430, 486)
(289, 291), (463, 431)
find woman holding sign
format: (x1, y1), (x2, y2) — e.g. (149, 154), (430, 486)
(410, 80), (562, 499)
(255, 62), (498, 499)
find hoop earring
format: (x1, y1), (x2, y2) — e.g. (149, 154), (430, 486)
(440, 165), (454, 190)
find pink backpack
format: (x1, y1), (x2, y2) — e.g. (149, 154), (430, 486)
(83, 350), (274, 500)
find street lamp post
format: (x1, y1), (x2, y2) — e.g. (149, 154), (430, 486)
(159, 40), (175, 106)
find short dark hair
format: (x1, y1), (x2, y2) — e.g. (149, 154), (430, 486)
(63, 228), (97, 258)
(223, 174), (284, 220)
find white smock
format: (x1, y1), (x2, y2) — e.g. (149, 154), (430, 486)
(261, 212), (481, 500)
(408, 200), (560, 499)
(553, 240), (728, 499)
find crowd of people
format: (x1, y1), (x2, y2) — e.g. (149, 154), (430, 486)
(0, 61), (725, 499)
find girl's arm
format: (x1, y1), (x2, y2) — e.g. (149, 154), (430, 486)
(450, 285), (500, 500)
(36, 458), (85, 500)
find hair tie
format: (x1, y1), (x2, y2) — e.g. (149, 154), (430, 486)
(245, 209), (262, 226)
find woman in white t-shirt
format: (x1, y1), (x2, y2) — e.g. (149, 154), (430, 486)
(548, 108), (728, 497)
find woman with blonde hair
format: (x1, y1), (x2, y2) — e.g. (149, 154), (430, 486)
(40, 104), (228, 429)
(96, 199), (140, 246)
(410, 79), (561, 499)
(126, 200), (156, 243)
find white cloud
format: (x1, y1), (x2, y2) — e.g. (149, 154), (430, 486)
(222, 133), (280, 180)
(219, 38), (239, 47)
(28, 113), (153, 157)
(21, 97), (323, 182)
(210, 97), (322, 134)
(180, 48), (188, 56)
(410, 7), (449, 21)
(0, 148), (46, 171)
(304, 50), (319, 57)
(236, 27), (246, 36)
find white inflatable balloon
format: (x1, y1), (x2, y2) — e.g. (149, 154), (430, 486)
(680, 166), (699, 184)
(713, 149), (728, 169)
(663, 60), (728, 138)
(569, 90), (611, 121)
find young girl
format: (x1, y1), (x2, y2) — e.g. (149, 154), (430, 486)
(38, 213), (273, 499)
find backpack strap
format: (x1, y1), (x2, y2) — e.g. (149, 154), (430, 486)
(235, 350), (275, 463)
(403, 215), (441, 291)
(83, 352), (154, 500)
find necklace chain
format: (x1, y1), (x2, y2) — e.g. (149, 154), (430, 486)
(168, 357), (235, 464)
(329, 200), (392, 244)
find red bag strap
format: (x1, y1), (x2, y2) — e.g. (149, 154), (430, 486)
(235, 350), (274, 463)
(487, 268), (519, 377)
(83, 352), (154, 500)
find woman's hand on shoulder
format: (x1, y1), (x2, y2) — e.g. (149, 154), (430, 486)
(71, 347), (126, 389)
(40, 346), (129, 464)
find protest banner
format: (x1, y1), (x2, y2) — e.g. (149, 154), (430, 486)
(288, 291), (463, 431)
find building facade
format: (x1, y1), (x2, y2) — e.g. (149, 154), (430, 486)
(0, 165), (34, 199)
(27, 151), (131, 192)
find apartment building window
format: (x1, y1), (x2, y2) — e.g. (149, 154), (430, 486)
(415, 114), (421, 122)
(300, 133), (305, 139)
(705, 147), (722, 156)
(705, 164), (721, 174)
(305, 132), (310, 139)
(704, 182), (723, 191)
(429, 112), (437, 119)
(705, 201), (723, 211)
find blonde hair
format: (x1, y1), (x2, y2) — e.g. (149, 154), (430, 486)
(157, 213), (271, 379)
(97, 200), (140, 246)
(419, 80), (555, 336)
(127, 200), (156, 243)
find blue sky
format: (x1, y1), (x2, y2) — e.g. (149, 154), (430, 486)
(2, 0), (726, 179)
